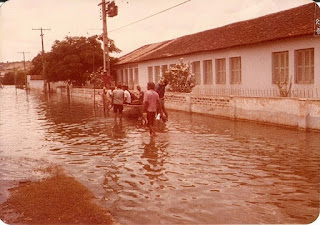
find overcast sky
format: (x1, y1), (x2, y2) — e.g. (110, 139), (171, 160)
(0, 0), (314, 62)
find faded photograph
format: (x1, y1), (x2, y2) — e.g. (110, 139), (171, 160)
(0, 0), (319, 224)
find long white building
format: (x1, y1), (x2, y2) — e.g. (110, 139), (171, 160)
(115, 2), (320, 98)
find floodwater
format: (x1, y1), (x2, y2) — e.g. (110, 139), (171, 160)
(0, 86), (319, 224)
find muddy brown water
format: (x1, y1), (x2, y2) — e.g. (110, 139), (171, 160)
(0, 87), (319, 224)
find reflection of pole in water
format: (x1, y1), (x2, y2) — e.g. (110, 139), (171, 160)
(93, 85), (96, 108)
(13, 62), (17, 94)
(17, 51), (30, 90)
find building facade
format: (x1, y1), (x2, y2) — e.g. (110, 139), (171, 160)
(27, 75), (44, 91)
(115, 3), (320, 98)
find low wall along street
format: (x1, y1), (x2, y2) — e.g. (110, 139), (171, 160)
(165, 92), (320, 131)
(58, 87), (320, 131)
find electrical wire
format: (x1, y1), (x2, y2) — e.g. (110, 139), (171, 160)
(109, 0), (191, 32)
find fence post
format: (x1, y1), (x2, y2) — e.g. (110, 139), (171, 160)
(298, 98), (308, 129)
(229, 95), (236, 119)
(185, 93), (192, 112)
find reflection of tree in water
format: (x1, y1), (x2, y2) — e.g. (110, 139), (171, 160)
(141, 137), (169, 182)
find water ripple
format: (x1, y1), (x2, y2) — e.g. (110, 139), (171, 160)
(0, 87), (319, 224)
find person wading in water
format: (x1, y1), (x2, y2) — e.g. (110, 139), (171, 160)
(112, 83), (125, 121)
(143, 82), (160, 136)
(156, 77), (168, 122)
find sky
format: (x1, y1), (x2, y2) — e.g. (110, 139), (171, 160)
(0, 0), (315, 63)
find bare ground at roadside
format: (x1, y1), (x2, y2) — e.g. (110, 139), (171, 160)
(0, 166), (115, 224)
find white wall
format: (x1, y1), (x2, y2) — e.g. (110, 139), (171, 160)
(27, 76), (44, 91)
(49, 81), (66, 92)
(165, 92), (320, 131)
(117, 36), (319, 94)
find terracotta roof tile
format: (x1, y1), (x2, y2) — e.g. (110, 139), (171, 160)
(117, 3), (319, 65)
(30, 75), (43, 80)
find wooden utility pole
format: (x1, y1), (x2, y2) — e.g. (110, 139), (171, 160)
(98, 0), (109, 76)
(18, 51), (30, 90)
(32, 27), (51, 92)
(98, 0), (117, 87)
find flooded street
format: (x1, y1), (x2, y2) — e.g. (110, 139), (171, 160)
(1, 87), (319, 224)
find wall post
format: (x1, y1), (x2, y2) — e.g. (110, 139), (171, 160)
(298, 98), (308, 129)
(229, 95), (236, 119)
(185, 94), (192, 112)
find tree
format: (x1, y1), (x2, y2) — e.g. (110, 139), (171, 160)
(2, 71), (25, 85)
(163, 58), (195, 93)
(46, 36), (104, 86)
(29, 52), (48, 76)
(2, 72), (15, 85)
(29, 35), (121, 86)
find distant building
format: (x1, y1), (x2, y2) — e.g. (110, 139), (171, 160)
(115, 3), (320, 98)
(27, 75), (44, 91)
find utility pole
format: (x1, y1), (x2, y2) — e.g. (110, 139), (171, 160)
(98, 0), (118, 87)
(13, 62), (17, 91)
(18, 51), (30, 90)
(99, 0), (109, 76)
(32, 27), (51, 92)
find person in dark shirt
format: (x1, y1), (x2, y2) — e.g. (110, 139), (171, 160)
(156, 78), (168, 121)
(136, 85), (144, 104)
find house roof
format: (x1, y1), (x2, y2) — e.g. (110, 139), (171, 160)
(30, 75), (43, 80)
(116, 2), (319, 65)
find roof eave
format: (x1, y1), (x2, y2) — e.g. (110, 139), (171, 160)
(115, 32), (314, 67)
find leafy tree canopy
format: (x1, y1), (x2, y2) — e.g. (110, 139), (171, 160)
(2, 71), (26, 85)
(29, 35), (121, 86)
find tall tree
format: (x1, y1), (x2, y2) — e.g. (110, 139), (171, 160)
(2, 72), (15, 85)
(29, 52), (49, 75)
(2, 71), (25, 85)
(29, 35), (120, 86)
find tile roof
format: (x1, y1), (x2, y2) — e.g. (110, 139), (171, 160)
(30, 75), (43, 80)
(116, 3), (319, 65)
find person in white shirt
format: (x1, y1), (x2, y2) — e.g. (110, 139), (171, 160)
(106, 86), (114, 112)
(123, 85), (131, 104)
(112, 84), (125, 121)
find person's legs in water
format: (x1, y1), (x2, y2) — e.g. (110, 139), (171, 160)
(113, 104), (118, 121)
(160, 99), (168, 121)
(119, 105), (123, 121)
(147, 111), (156, 136)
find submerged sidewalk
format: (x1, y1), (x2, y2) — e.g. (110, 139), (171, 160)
(0, 164), (116, 224)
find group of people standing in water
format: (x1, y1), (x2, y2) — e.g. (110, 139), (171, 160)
(102, 77), (168, 136)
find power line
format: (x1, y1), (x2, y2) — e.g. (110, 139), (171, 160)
(109, 0), (191, 32)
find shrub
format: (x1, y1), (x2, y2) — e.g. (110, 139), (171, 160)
(163, 58), (195, 93)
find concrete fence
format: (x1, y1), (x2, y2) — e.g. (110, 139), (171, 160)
(191, 86), (320, 99)
(57, 87), (320, 131)
(165, 92), (320, 131)
(57, 87), (104, 100)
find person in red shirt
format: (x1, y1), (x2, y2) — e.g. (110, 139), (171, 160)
(143, 82), (160, 136)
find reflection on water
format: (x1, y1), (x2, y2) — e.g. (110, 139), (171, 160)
(1, 87), (319, 224)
